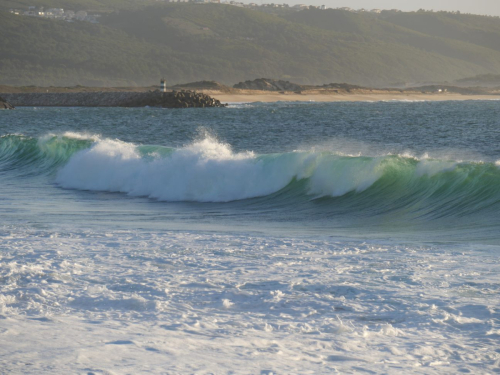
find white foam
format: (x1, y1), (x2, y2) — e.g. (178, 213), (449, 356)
(382, 99), (427, 103)
(414, 159), (458, 178)
(0, 227), (498, 374)
(56, 136), (303, 202)
(307, 155), (383, 197)
(226, 102), (254, 108)
(61, 131), (101, 141)
(41, 131), (101, 142)
(56, 136), (388, 202)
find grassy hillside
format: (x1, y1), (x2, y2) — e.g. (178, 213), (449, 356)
(2, 4), (500, 87)
(382, 11), (500, 53)
(1, 0), (155, 12)
(0, 10), (236, 86)
(283, 9), (500, 71)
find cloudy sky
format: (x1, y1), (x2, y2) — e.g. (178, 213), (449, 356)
(265, 0), (500, 16)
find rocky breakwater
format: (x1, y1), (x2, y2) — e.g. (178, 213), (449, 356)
(0, 90), (226, 108)
(0, 96), (14, 109)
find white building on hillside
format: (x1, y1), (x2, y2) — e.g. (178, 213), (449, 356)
(47, 8), (64, 16)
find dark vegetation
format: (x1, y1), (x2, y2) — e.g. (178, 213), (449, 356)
(455, 73), (500, 87)
(234, 78), (303, 91)
(2, 3), (500, 87)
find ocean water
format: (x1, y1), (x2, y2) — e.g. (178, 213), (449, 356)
(0, 101), (499, 374)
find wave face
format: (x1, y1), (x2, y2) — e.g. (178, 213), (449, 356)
(0, 133), (93, 176)
(2, 133), (500, 224)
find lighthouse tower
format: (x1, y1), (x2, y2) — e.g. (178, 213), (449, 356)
(160, 78), (167, 92)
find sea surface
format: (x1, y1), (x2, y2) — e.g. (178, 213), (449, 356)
(0, 101), (499, 374)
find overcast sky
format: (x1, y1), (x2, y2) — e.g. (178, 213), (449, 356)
(257, 0), (500, 17)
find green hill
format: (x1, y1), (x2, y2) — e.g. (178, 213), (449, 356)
(282, 9), (500, 72)
(1, 0), (155, 12)
(382, 11), (500, 53)
(2, 4), (500, 87)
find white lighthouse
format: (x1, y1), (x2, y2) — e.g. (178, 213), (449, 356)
(160, 78), (167, 92)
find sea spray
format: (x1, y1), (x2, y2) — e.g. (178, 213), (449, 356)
(56, 136), (306, 202)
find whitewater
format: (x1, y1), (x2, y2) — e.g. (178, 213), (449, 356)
(0, 101), (499, 373)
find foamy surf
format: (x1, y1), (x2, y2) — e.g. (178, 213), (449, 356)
(0, 227), (498, 374)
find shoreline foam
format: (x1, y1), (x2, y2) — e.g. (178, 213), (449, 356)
(1, 227), (498, 374)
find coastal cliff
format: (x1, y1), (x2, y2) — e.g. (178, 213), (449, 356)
(0, 91), (226, 108)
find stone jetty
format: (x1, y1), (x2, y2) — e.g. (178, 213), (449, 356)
(0, 96), (15, 109)
(0, 90), (226, 108)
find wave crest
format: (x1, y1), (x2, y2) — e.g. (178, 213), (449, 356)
(56, 136), (302, 202)
(2, 133), (500, 216)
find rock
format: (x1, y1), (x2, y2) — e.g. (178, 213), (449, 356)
(0, 96), (14, 109)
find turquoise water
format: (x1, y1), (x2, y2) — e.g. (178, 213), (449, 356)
(1, 101), (499, 243)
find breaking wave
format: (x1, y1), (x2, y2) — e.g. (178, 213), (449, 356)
(1, 133), (500, 222)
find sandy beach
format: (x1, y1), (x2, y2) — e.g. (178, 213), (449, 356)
(207, 91), (500, 103)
